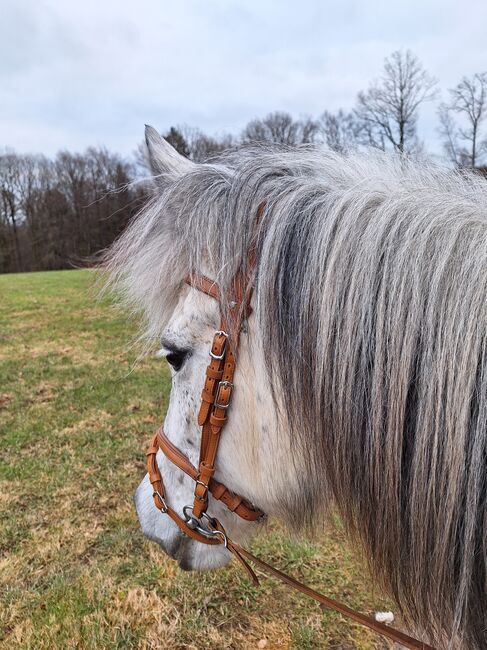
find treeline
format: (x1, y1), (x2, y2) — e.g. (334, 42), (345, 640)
(1, 50), (486, 274)
(0, 149), (144, 274)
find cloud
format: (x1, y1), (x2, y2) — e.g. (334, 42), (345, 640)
(1, 0), (486, 156)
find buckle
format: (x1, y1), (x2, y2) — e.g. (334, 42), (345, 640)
(214, 380), (234, 409)
(209, 331), (228, 360)
(153, 490), (168, 513)
(194, 479), (208, 502)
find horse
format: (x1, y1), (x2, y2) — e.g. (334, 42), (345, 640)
(105, 126), (487, 649)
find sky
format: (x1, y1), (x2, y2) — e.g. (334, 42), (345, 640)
(1, 0), (486, 158)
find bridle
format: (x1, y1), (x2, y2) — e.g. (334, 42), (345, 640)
(145, 207), (435, 650)
(147, 265), (264, 551)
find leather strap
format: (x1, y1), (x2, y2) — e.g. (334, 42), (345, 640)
(185, 227), (258, 518)
(227, 540), (435, 650)
(186, 272), (220, 301)
(152, 430), (263, 521)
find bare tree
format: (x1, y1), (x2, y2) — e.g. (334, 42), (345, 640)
(14, 154), (52, 269)
(242, 111), (319, 146)
(242, 111), (299, 145)
(180, 126), (236, 162)
(318, 110), (360, 152)
(0, 150), (23, 271)
(355, 50), (437, 153)
(299, 116), (320, 144)
(438, 72), (487, 168)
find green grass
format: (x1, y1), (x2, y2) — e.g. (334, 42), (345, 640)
(0, 269), (394, 649)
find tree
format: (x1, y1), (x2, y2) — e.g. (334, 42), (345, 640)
(242, 111), (318, 146)
(164, 127), (190, 158)
(180, 126), (236, 162)
(318, 110), (360, 152)
(15, 154), (52, 270)
(355, 50), (437, 153)
(0, 151), (23, 271)
(438, 72), (487, 168)
(299, 116), (320, 144)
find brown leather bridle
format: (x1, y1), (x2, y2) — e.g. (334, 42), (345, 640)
(145, 208), (435, 650)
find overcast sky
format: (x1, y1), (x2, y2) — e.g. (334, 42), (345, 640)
(1, 0), (486, 158)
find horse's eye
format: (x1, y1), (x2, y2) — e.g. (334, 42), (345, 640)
(165, 350), (187, 371)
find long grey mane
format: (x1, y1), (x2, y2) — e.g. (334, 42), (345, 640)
(106, 145), (487, 649)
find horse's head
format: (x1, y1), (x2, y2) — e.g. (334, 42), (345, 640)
(119, 128), (293, 571)
(134, 279), (271, 570)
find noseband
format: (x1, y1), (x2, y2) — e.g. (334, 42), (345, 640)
(144, 208), (434, 650)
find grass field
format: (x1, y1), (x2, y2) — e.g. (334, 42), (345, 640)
(0, 269), (395, 649)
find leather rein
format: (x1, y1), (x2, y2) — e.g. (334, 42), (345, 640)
(146, 217), (435, 650)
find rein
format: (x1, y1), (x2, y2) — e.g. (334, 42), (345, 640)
(146, 213), (435, 650)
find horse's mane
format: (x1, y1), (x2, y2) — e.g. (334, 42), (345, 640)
(106, 145), (487, 649)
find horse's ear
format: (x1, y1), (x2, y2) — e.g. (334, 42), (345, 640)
(144, 125), (194, 181)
